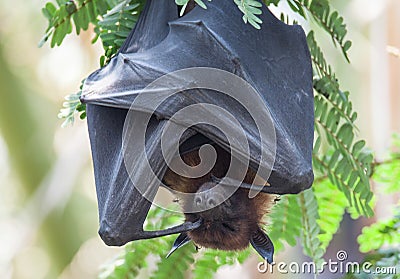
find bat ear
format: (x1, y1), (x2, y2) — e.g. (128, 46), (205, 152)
(166, 232), (192, 258)
(250, 228), (274, 264)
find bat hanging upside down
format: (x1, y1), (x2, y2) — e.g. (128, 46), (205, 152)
(162, 142), (278, 263)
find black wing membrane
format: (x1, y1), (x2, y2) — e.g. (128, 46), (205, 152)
(81, 0), (314, 245)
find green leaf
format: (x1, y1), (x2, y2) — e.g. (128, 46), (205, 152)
(292, 0), (351, 61)
(298, 189), (324, 266)
(40, 0), (105, 47)
(311, 28), (373, 217)
(315, 180), (347, 251)
(58, 80), (87, 127)
(96, 0), (142, 63)
(358, 207), (400, 253)
(268, 195), (302, 251)
(150, 244), (195, 279)
(234, 0), (263, 29)
(193, 249), (251, 279)
(175, 0), (189, 6)
(42, 3), (57, 19)
(194, 0), (207, 9)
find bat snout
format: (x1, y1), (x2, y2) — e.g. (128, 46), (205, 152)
(194, 189), (229, 212)
(98, 223), (125, 246)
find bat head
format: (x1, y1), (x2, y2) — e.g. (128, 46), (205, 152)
(168, 181), (275, 263)
(184, 182), (257, 250)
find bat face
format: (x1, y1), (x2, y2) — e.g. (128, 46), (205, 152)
(163, 141), (276, 262)
(184, 183), (269, 251)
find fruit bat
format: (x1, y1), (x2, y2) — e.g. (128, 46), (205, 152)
(80, 0), (314, 264)
(163, 142), (277, 262)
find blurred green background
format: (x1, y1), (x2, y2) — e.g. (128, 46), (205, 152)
(0, 0), (398, 278)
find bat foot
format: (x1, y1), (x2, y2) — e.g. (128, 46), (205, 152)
(250, 228), (274, 264)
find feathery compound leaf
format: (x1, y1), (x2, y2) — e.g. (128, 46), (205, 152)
(193, 249), (251, 279)
(58, 80), (87, 127)
(268, 195), (302, 251)
(96, 0), (143, 65)
(147, 209), (196, 279)
(344, 248), (400, 279)
(372, 135), (400, 194)
(40, 0), (109, 47)
(357, 207), (400, 253)
(234, 0), (263, 29)
(313, 179), (347, 251)
(308, 29), (374, 218)
(55, 1), (144, 125)
(150, 243), (196, 279)
(351, 141), (400, 277)
(289, 0), (352, 61)
(98, 207), (185, 279)
(298, 189), (324, 266)
(98, 206), (252, 279)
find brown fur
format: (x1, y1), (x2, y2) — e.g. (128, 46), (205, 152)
(163, 145), (276, 251)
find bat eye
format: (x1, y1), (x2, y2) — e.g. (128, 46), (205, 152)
(208, 198), (216, 207)
(222, 222), (235, 232)
(195, 196), (202, 206)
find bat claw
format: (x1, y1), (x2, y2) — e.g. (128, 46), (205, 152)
(166, 218), (202, 258)
(166, 232), (192, 258)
